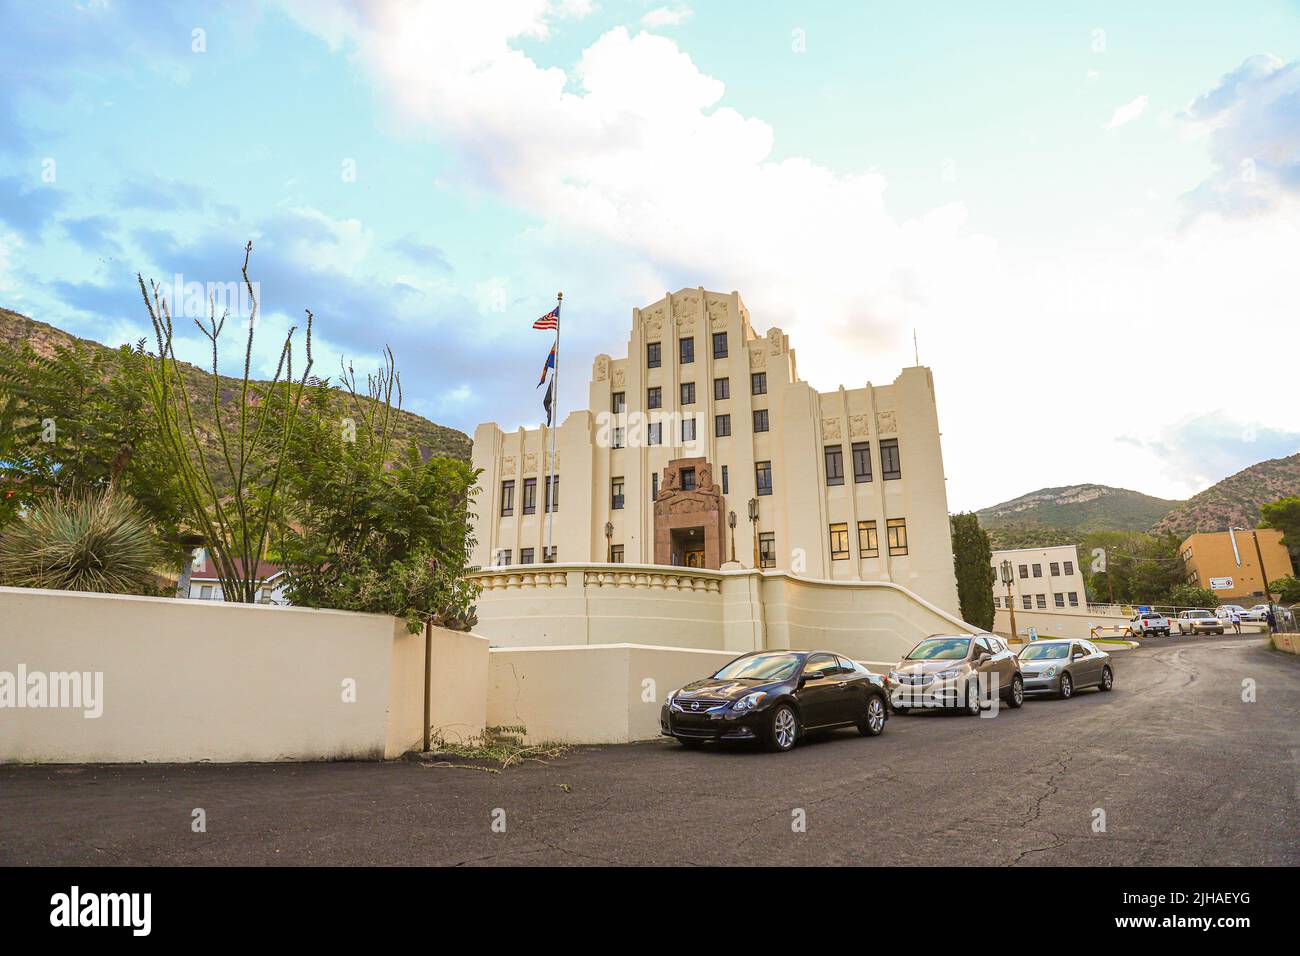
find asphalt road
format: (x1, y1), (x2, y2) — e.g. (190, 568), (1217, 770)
(1, 633), (1296, 866)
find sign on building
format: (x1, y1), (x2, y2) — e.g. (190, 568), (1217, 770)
(1209, 577), (1235, 591)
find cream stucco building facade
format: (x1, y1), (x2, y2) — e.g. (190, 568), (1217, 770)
(470, 288), (961, 617)
(989, 545), (1089, 614)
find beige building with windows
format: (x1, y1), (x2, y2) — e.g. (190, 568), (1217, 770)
(470, 288), (961, 616)
(989, 545), (1089, 614)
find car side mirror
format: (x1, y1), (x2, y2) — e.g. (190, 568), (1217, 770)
(802, 671), (825, 683)
(976, 653), (991, 664)
(1072, 652), (1085, 660)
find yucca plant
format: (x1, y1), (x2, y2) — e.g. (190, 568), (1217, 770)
(0, 489), (165, 594)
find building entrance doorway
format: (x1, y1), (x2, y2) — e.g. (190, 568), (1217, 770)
(654, 456), (727, 570)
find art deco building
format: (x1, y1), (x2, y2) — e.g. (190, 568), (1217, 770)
(470, 288), (961, 615)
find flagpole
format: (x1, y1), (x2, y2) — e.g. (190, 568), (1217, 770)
(546, 292), (562, 561)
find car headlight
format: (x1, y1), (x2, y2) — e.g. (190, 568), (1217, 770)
(732, 691), (768, 712)
(665, 688), (679, 704)
(1044, 666), (1057, 677)
(935, 669), (961, 680)
(888, 671), (904, 682)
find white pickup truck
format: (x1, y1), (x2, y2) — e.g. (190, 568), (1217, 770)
(1128, 611), (1170, 637)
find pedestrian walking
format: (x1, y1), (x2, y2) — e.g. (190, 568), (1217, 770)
(1230, 609), (1241, 635)
(1265, 606), (1277, 633)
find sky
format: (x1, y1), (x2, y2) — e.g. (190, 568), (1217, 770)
(0, 0), (1297, 511)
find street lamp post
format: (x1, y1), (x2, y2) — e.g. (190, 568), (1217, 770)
(604, 520), (614, 563)
(747, 497), (760, 568)
(728, 510), (737, 564)
(999, 559), (1017, 641)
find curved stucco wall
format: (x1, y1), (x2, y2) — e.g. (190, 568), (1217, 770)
(470, 563), (977, 665)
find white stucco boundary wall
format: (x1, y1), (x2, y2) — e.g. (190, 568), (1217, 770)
(0, 586), (488, 763)
(489, 643), (738, 744)
(471, 563), (978, 664)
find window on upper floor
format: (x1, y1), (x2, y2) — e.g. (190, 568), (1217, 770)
(753, 408), (769, 432)
(712, 331), (728, 358)
(852, 441), (872, 482)
(612, 391), (625, 413)
(679, 337), (694, 364)
(647, 386), (662, 409)
(714, 377), (729, 400)
(647, 341), (661, 368)
(824, 445), (844, 486)
(751, 371), (767, 395)
(880, 438), (901, 480)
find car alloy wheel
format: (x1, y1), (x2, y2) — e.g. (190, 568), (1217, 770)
(1007, 675), (1024, 708)
(1059, 672), (1073, 699)
(769, 705), (798, 752)
(964, 680), (981, 715)
(860, 696), (886, 736)
(1100, 666), (1113, 692)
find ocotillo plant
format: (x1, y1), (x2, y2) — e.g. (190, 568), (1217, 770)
(136, 241), (314, 603)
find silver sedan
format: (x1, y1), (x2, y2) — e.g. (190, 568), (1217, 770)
(1016, 639), (1114, 699)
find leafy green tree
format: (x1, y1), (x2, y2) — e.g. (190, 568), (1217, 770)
(275, 352), (481, 632)
(1268, 576), (1300, 604)
(950, 512), (995, 630)
(1260, 496), (1300, 567)
(1079, 530), (1186, 605)
(1166, 583), (1219, 610)
(0, 337), (186, 563)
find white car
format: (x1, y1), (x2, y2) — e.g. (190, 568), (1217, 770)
(1215, 604), (1248, 619)
(1176, 609), (1225, 635)
(1245, 604), (1272, 622)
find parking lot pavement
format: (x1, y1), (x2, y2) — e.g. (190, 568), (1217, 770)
(1, 633), (1296, 867)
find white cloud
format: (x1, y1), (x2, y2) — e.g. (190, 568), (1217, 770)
(1178, 54), (1300, 216)
(642, 5), (691, 28)
(276, 3), (1297, 509)
(1104, 94), (1148, 130)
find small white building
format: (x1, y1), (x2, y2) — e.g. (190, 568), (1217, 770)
(990, 544), (1088, 613)
(185, 550), (289, 605)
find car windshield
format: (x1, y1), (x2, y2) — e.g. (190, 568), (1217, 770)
(1188, 610), (1213, 618)
(1018, 643), (1069, 660)
(713, 653), (802, 681)
(907, 637), (971, 660)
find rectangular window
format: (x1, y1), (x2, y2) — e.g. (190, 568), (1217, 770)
(681, 468), (696, 491)
(715, 413), (731, 437)
(1055, 593), (1065, 607)
(652, 473), (659, 499)
(500, 480), (515, 516)
(857, 520), (879, 557)
(200, 585), (213, 600)
(993, 596), (1001, 609)
(543, 546), (557, 563)
(647, 421), (662, 445)
(751, 371), (767, 395)
(521, 548), (535, 564)
(611, 477), (625, 510)
(1018, 564), (1028, 579)
(852, 441), (872, 482)
(610, 544), (624, 563)
(647, 386), (662, 409)
(721, 465), (729, 495)
(523, 478), (537, 515)
(753, 408), (769, 432)
(1032, 563), (1042, 578)
(1050, 561), (1061, 577)
(755, 461), (773, 496)
(1068, 592), (1079, 606)
(824, 445), (844, 486)
(1036, 594), (1047, 609)
(1064, 561), (1074, 576)
(495, 549), (512, 567)
(680, 381), (695, 405)
(713, 377), (729, 400)
(679, 337), (694, 364)
(880, 439), (901, 480)
(759, 532), (776, 569)
(612, 426), (625, 449)
(545, 475), (559, 513)
(829, 522), (850, 560)
(612, 391), (625, 413)
(647, 341), (661, 368)
(681, 417), (696, 443)
(1022, 595), (1032, 610)
(712, 331), (728, 358)
(886, 518), (908, 556)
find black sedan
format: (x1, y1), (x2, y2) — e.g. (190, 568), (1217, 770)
(660, 650), (889, 752)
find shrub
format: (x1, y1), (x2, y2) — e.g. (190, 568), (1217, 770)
(0, 489), (166, 594)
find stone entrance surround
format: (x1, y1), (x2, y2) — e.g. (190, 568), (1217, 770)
(652, 456), (727, 569)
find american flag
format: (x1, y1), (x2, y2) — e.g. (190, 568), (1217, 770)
(533, 306), (560, 330)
